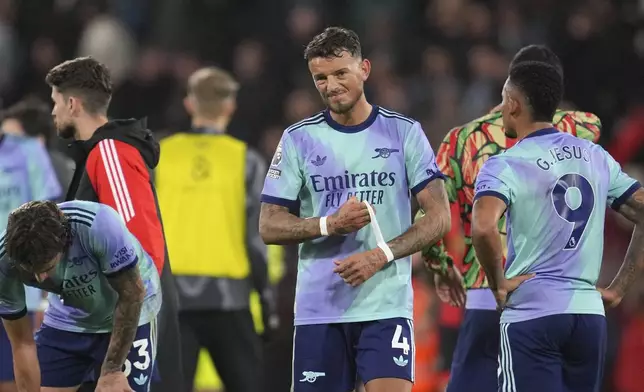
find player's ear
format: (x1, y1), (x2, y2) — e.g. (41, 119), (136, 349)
(183, 96), (195, 116)
(68, 96), (82, 117)
(360, 58), (371, 81)
(508, 96), (520, 118)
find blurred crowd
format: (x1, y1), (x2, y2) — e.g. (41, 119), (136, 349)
(2, 0), (644, 391)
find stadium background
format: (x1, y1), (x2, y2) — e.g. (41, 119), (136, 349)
(1, 0), (644, 391)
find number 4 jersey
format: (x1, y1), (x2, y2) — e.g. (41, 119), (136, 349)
(474, 128), (641, 323)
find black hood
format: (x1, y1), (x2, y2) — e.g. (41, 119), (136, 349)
(69, 118), (160, 169)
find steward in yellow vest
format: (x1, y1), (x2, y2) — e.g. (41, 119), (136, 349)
(156, 67), (276, 392)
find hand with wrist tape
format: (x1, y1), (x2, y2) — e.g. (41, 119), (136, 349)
(322, 197), (372, 236)
(333, 200), (393, 287)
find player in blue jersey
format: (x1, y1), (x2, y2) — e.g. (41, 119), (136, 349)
(259, 27), (451, 392)
(471, 60), (644, 392)
(0, 200), (161, 392)
(0, 128), (62, 392)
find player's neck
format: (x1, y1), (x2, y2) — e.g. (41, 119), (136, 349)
(75, 116), (109, 141)
(329, 96), (372, 126)
(516, 122), (554, 141)
(192, 117), (229, 133)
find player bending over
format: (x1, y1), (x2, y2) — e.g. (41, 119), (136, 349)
(472, 60), (644, 392)
(417, 45), (602, 392)
(0, 200), (161, 392)
(259, 27), (451, 392)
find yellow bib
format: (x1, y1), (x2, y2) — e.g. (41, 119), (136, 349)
(156, 133), (249, 278)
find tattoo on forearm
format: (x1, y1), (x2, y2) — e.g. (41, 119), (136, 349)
(102, 267), (145, 375)
(388, 180), (450, 259)
(259, 203), (321, 245)
(612, 188), (644, 296)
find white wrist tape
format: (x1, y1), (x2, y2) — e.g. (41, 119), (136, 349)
(363, 201), (395, 262)
(319, 216), (329, 236)
(37, 299), (49, 312)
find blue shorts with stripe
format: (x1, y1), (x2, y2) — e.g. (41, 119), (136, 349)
(447, 309), (500, 392)
(498, 314), (606, 392)
(292, 317), (415, 392)
(36, 321), (157, 391)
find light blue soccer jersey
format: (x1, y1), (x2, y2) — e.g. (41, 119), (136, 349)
(261, 106), (443, 325)
(0, 201), (161, 333)
(0, 134), (62, 223)
(0, 133), (62, 311)
(474, 128), (641, 323)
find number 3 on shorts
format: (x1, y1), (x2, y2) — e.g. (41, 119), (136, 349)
(391, 324), (410, 355)
(122, 339), (151, 377)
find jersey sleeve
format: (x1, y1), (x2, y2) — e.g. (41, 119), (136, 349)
(0, 235), (27, 319)
(25, 141), (62, 201)
(601, 147), (642, 210)
(260, 131), (303, 210)
(404, 122), (444, 195)
(474, 156), (514, 206)
(89, 205), (140, 276)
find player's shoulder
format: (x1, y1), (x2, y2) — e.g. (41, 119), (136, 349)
(553, 109), (602, 128)
(87, 138), (140, 163)
(4, 133), (43, 153)
(59, 201), (101, 228)
(377, 106), (417, 128)
(479, 150), (515, 177)
(284, 112), (326, 135)
(553, 109), (602, 141)
(445, 111), (503, 142)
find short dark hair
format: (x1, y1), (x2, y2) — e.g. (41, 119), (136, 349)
(510, 45), (563, 78)
(2, 98), (54, 143)
(304, 27), (362, 61)
(509, 61), (563, 122)
(5, 201), (71, 273)
(45, 57), (112, 115)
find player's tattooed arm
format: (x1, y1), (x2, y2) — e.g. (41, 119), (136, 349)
(102, 267), (145, 375)
(260, 198), (370, 245)
(471, 196), (507, 290)
(259, 203), (324, 244)
(610, 187), (644, 298)
(387, 179), (451, 259)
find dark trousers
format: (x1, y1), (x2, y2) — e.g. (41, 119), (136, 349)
(150, 261), (184, 392)
(180, 309), (262, 392)
(78, 261), (183, 392)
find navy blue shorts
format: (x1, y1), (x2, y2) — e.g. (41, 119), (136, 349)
(447, 309), (500, 392)
(498, 314), (606, 392)
(36, 322), (157, 391)
(292, 318), (415, 392)
(0, 313), (34, 382)
(0, 319), (14, 382)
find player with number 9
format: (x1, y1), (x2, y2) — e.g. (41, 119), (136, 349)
(471, 60), (644, 392)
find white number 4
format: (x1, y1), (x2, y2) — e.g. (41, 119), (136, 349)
(122, 339), (151, 377)
(391, 324), (410, 355)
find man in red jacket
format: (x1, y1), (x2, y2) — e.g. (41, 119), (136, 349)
(45, 56), (183, 392)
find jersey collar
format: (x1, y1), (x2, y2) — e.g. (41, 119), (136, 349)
(524, 127), (559, 140)
(324, 105), (379, 133)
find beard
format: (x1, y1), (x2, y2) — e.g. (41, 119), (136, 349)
(504, 128), (518, 139)
(56, 121), (77, 139)
(323, 90), (361, 115)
